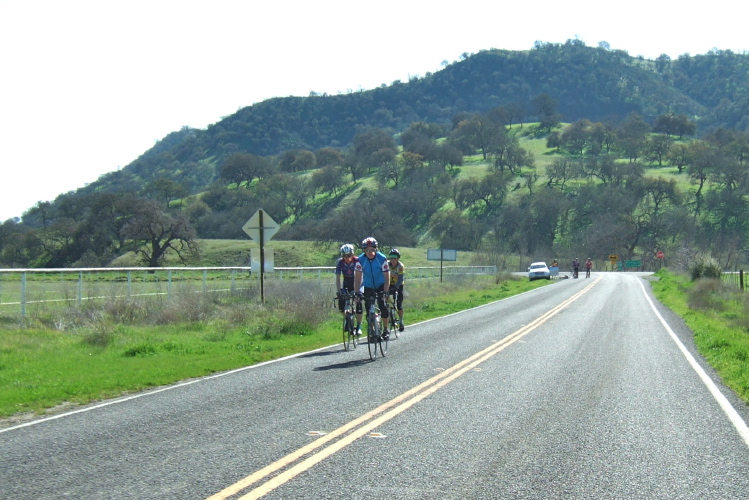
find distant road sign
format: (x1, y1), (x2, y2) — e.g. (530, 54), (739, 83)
(427, 249), (457, 261)
(656, 251), (664, 259)
(242, 209), (279, 244)
(625, 260), (641, 268)
(609, 254), (618, 261)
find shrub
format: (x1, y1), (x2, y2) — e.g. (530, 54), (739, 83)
(153, 292), (214, 325)
(690, 257), (722, 280)
(104, 298), (149, 324)
(687, 279), (727, 311)
(81, 324), (115, 348)
(123, 343), (157, 357)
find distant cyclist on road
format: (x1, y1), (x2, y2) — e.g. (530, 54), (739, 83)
(354, 237), (391, 339)
(387, 248), (405, 332)
(585, 258), (592, 278)
(572, 258), (580, 278)
(335, 243), (363, 335)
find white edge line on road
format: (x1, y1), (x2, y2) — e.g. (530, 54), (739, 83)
(0, 345), (334, 434)
(637, 278), (749, 448)
(0, 282), (549, 435)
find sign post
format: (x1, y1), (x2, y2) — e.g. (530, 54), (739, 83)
(656, 250), (665, 270)
(242, 209), (279, 303)
(427, 248), (457, 282)
(609, 254), (618, 271)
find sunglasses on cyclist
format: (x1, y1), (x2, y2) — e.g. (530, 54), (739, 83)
(343, 253), (354, 258)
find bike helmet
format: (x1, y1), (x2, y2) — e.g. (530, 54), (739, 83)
(340, 243), (355, 256)
(361, 237), (378, 250)
(388, 248), (400, 258)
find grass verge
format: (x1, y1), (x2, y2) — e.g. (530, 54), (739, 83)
(650, 269), (749, 403)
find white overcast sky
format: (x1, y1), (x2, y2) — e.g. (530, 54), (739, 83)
(1, 0), (746, 221)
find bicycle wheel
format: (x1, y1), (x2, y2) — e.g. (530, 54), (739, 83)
(390, 304), (399, 339)
(348, 312), (358, 349)
(378, 323), (388, 357)
(343, 313), (354, 351)
(367, 313), (378, 360)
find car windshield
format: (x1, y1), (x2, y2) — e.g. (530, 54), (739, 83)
(531, 264), (546, 269)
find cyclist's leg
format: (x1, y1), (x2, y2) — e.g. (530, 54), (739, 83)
(388, 290), (399, 330)
(347, 286), (363, 334)
(396, 286), (404, 329)
(343, 309), (354, 350)
(355, 299), (363, 334)
(363, 288), (375, 338)
(377, 286), (389, 336)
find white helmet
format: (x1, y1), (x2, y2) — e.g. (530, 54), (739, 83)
(339, 243), (355, 256)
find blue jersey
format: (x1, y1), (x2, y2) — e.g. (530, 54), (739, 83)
(355, 251), (389, 289)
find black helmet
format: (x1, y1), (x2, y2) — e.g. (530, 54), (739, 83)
(361, 237), (378, 250)
(388, 248), (400, 258)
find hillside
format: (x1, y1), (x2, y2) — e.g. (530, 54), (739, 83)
(78, 42), (738, 196)
(3, 41), (749, 271)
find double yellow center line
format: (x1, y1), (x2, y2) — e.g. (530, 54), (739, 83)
(208, 277), (600, 499)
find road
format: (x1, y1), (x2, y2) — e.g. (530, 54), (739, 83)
(2, 273), (749, 499)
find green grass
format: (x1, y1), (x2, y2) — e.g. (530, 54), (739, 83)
(0, 274), (548, 420)
(650, 269), (749, 402)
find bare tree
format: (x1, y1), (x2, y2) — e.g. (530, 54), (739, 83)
(123, 200), (199, 267)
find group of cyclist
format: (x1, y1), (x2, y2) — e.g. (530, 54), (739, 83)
(571, 257), (593, 278)
(335, 237), (405, 341)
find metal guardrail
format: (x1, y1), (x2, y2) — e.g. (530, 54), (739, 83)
(0, 265), (497, 316)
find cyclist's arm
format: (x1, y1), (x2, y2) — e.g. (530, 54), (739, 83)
(382, 264), (390, 293)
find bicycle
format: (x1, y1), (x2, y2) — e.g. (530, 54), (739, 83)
(364, 291), (388, 360)
(385, 290), (401, 339)
(336, 290), (358, 351)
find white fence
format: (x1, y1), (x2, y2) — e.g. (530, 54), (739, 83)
(0, 265), (497, 317)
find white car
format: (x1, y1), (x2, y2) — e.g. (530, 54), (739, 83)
(528, 262), (551, 281)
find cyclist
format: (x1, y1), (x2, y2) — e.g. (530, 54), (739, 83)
(335, 243), (363, 335)
(387, 248), (405, 332)
(585, 257), (592, 278)
(353, 237), (391, 339)
(572, 258), (580, 278)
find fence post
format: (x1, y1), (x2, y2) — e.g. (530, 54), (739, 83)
(127, 271), (132, 298)
(78, 271), (83, 306)
(741, 270), (744, 291)
(168, 269), (172, 299)
(21, 271), (27, 317)
(203, 270), (207, 293)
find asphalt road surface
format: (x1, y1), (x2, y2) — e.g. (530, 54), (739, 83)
(3, 272), (749, 499)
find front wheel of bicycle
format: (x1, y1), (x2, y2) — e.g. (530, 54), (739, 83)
(367, 316), (378, 360)
(379, 326), (388, 357)
(343, 314), (355, 351)
(390, 307), (399, 339)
